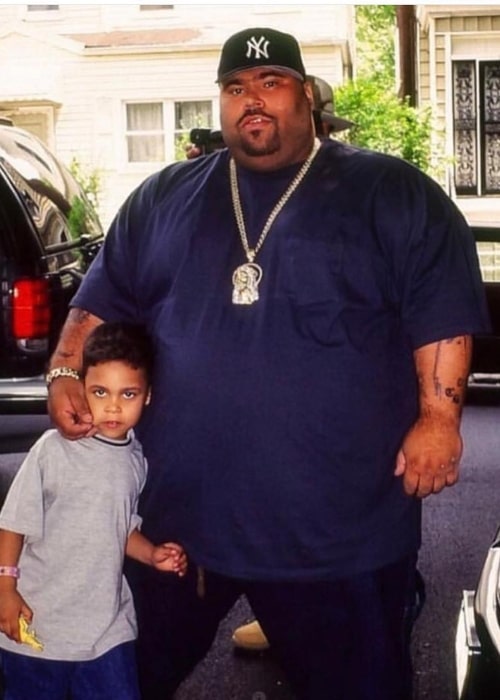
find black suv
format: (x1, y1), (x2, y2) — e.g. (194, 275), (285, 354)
(0, 121), (103, 413)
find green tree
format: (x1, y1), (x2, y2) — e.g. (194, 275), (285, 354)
(67, 157), (103, 239)
(355, 4), (397, 87)
(335, 5), (435, 175)
(335, 78), (433, 173)
(69, 157), (101, 212)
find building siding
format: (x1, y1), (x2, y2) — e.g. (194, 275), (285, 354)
(417, 5), (500, 228)
(0, 4), (353, 228)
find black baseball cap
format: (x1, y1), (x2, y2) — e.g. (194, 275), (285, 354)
(217, 28), (306, 83)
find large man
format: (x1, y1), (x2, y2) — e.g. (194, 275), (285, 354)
(46, 27), (489, 700)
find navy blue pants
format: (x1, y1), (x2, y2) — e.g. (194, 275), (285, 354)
(0, 641), (139, 700)
(126, 555), (419, 700)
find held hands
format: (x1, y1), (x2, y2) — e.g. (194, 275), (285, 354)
(47, 377), (96, 440)
(152, 543), (187, 577)
(395, 415), (462, 498)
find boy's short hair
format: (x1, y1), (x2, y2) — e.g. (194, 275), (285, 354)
(82, 322), (154, 383)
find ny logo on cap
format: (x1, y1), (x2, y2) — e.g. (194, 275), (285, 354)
(246, 36), (270, 60)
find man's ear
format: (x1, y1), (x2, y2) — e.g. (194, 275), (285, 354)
(303, 79), (314, 109)
(145, 388), (152, 406)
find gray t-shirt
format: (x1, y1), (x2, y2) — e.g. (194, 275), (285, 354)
(0, 429), (146, 661)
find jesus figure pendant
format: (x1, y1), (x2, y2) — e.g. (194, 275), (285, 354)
(232, 262), (263, 305)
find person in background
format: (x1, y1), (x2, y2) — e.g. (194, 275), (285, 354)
(309, 73), (354, 138)
(0, 323), (186, 700)
(45, 27), (489, 700)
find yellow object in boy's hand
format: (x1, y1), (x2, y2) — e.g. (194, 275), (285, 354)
(19, 616), (43, 651)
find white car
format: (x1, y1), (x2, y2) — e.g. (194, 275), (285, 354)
(455, 527), (500, 699)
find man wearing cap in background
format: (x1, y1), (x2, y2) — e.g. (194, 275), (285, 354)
(309, 74), (354, 138)
(46, 26), (488, 700)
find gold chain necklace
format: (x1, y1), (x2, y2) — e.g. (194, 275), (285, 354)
(230, 138), (321, 305)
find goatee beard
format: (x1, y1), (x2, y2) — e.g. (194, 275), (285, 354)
(239, 132), (280, 157)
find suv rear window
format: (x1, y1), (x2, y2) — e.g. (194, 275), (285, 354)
(0, 126), (102, 249)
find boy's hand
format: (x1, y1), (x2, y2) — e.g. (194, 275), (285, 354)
(152, 542), (187, 577)
(0, 588), (32, 643)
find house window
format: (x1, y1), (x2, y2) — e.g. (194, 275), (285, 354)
(27, 5), (59, 10)
(174, 101), (212, 159)
(139, 5), (173, 9)
(125, 100), (213, 163)
(452, 60), (500, 195)
(126, 103), (165, 163)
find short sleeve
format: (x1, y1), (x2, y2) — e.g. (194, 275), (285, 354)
(71, 158), (197, 324)
(0, 441), (48, 541)
(70, 182), (153, 324)
(374, 161), (490, 348)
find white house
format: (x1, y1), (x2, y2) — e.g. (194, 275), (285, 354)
(0, 4), (355, 228)
(416, 4), (500, 226)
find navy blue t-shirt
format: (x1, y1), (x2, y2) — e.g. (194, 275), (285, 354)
(72, 140), (489, 581)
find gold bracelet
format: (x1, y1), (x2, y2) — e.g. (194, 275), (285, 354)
(45, 367), (81, 388)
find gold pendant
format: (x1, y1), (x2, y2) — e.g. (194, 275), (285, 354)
(232, 263), (263, 305)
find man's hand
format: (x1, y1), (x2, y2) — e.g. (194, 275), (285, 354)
(396, 336), (471, 498)
(395, 415), (462, 498)
(47, 377), (95, 440)
(46, 308), (103, 439)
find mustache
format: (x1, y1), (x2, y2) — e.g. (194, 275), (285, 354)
(238, 108), (274, 125)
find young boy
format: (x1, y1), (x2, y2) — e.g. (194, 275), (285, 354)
(0, 322), (187, 700)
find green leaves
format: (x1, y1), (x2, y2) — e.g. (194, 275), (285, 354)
(333, 5), (434, 174)
(335, 78), (433, 173)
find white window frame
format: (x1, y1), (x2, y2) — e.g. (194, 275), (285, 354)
(124, 101), (166, 166)
(122, 98), (216, 170)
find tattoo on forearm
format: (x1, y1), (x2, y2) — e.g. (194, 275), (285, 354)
(70, 308), (92, 325)
(432, 336), (470, 405)
(432, 342), (443, 397)
(50, 309), (100, 367)
(444, 386), (461, 404)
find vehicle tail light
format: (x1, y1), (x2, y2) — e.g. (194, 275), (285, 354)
(11, 278), (51, 339)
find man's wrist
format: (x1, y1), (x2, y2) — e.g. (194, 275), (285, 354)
(45, 367), (81, 388)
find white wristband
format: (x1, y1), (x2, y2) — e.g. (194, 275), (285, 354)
(45, 367), (81, 388)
